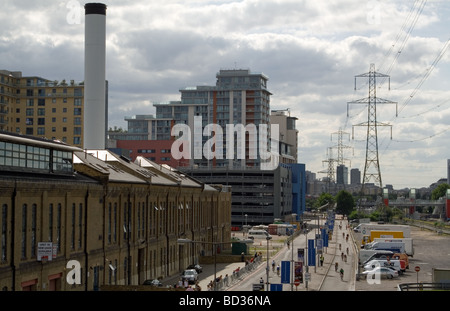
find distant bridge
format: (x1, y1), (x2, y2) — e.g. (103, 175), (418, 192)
(387, 199), (445, 208)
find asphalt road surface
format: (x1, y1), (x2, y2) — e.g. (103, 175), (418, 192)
(354, 225), (450, 291)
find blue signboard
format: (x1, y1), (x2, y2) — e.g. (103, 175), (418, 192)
(281, 261), (290, 284)
(321, 228), (329, 247)
(308, 239), (316, 266)
(270, 284), (283, 291)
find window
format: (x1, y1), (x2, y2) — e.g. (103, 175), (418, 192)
(74, 127), (81, 135)
(108, 203), (111, 244)
(31, 204), (36, 257)
(21, 204), (27, 259)
(74, 108), (81, 115)
(38, 98), (45, 106)
(113, 203), (117, 243)
(71, 203), (75, 250)
(1, 204), (7, 261)
(74, 117), (81, 125)
(57, 204), (61, 252)
(48, 204), (53, 242)
(73, 137), (81, 145)
(78, 203), (82, 249)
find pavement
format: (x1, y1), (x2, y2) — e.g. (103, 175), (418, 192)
(161, 216), (358, 291)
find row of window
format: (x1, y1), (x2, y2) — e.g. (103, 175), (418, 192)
(23, 88), (83, 97)
(0, 141), (73, 174)
(18, 116), (82, 125)
(0, 203), (81, 262)
(21, 107), (82, 116)
(18, 126), (81, 134)
(0, 198), (210, 262)
(21, 98), (82, 106)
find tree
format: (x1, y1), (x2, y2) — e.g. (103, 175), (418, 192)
(431, 183), (450, 200)
(335, 190), (355, 216)
(315, 193), (335, 210)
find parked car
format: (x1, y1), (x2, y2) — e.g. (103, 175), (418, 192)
(187, 264), (203, 273)
(362, 266), (399, 279)
(143, 279), (163, 287)
(363, 259), (406, 274)
(181, 269), (198, 284)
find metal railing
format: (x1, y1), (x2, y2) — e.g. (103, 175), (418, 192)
(397, 282), (450, 291)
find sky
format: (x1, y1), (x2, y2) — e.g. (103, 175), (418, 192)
(1, 0), (449, 190)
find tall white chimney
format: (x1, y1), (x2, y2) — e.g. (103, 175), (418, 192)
(84, 3), (107, 149)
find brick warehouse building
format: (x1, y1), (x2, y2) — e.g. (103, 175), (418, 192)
(0, 132), (231, 291)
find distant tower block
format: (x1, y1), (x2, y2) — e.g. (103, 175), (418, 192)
(84, 3), (107, 149)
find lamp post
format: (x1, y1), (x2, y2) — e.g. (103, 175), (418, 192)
(265, 235), (272, 291)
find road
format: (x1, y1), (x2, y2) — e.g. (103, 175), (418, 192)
(164, 218), (450, 291)
(225, 219), (450, 291)
(227, 216), (356, 291)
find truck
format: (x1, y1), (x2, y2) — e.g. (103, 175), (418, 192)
(361, 230), (404, 245)
(372, 238), (414, 257)
(363, 241), (406, 254)
(353, 223), (411, 237)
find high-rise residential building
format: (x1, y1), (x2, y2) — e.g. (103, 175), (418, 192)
(270, 109), (298, 164)
(337, 164), (348, 185)
(0, 70), (86, 147)
(110, 68), (305, 225)
(350, 168), (361, 185)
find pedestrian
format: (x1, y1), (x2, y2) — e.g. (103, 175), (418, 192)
(224, 274), (229, 287)
(341, 252), (344, 260)
(335, 262), (339, 272)
(320, 254), (324, 266)
(259, 277), (264, 284)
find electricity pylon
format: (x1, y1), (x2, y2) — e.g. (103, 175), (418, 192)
(347, 64), (397, 196)
(331, 127), (352, 166)
(331, 128), (352, 189)
(319, 147), (337, 194)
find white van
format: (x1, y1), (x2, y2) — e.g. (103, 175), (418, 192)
(363, 259), (406, 274)
(248, 229), (271, 240)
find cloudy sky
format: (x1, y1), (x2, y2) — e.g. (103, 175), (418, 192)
(1, 0), (449, 189)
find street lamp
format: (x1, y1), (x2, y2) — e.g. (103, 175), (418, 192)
(265, 235), (272, 291)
